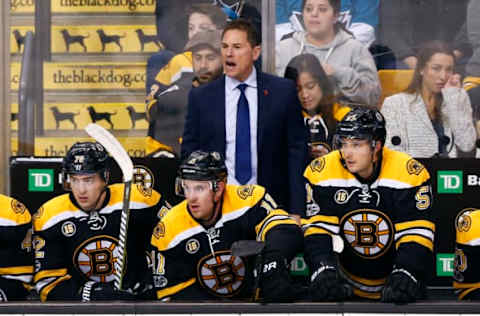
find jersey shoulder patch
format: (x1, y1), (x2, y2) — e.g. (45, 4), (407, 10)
(222, 184), (266, 216)
(0, 195), (31, 226)
(379, 148), (430, 187)
(33, 193), (77, 231)
(304, 151), (352, 185)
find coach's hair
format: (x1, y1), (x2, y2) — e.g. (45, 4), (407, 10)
(222, 18), (259, 47)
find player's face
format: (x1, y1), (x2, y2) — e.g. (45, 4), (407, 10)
(221, 29), (261, 82)
(188, 13), (217, 39)
(297, 71), (323, 112)
(183, 180), (217, 221)
(70, 173), (106, 211)
(303, 0), (338, 40)
(193, 47), (223, 84)
(338, 138), (377, 179)
(421, 53), (454, 94)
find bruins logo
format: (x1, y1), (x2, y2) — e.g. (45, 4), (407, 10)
(237, 185), (255, 200)
(455, 208), (476, 232)
(406, 159), (424, 175)
(454, 248), (467, 282)
(197, 250), (246, 297)
(153, 222), (165, 239)
(133, 165), (154, 197)
(11, 199), (26, 215)
(310, 157), (325, 173)
(73, 235), (120, 283)
(340, 209), (394, 259)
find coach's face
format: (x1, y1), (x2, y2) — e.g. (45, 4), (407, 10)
(221, 29), (260, 82)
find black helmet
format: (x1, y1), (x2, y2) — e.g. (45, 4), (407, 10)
(334, 107), (386, 147)
(175, 151), (227, 196)
(62, 142), (110, 189)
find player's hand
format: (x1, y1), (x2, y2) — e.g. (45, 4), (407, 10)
(259, 252), (299, 302)
(80, 281), (135, 301)
(381, 266), (421, 304)
(309, 261), (352, 301)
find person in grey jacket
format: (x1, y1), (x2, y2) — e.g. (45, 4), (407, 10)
(275, 0), (380, 107)
(381, 41), (475, 158)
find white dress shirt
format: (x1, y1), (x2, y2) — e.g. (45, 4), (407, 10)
(224, 67), (258, 185)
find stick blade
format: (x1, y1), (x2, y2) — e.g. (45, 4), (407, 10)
(231, 240), (265, 257)
(85, 123), (133, 182)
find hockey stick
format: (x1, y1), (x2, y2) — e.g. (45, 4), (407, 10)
(85, 123), (134, 291)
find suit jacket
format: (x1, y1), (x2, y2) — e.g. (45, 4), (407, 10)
(181, 71), (308, 215)
(381, 88), (476, 158)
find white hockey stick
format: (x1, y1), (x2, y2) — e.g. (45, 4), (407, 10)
(85, 123), (133, 291)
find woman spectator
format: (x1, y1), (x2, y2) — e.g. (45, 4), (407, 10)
(381, 41), (476, 158)
(276, 0), (380, 107)
(284, 54), (349, 161)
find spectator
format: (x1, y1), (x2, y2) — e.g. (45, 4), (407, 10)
(33, 142), (170, 301)
(146, 30), (224, 156)
(276, 0), (380, 47)
(382, 41), (476, 158)
(276, 0), (381, 107)
(0, 195), (32, 301)
(303, 108), (434, 303)
(379, 0), (470, 70)
(182, 19), (308, 216)
(147, 4), (227, 96)
(284, 53), (350, 161)
(149, 151), (303, 301)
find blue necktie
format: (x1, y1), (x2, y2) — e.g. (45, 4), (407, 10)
(235, 83), (252, 185)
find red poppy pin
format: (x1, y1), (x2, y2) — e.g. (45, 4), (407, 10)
(263, 89), (269, 96)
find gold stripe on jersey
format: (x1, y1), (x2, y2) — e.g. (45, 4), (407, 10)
(153, 185), (266, 251)
(458, 287), (480, 300)
(0, 195), (31, 226)
(156, 277), (195, 300)
(395, 220), (435, 232)
(255, 210), (296, 241)
(34, 268), (67, 283)
(302, 215), (339, 237)
(0, 266), (33, 275)
(396, 235), (433, 251)
(456, 210), (480, 245)
(39, 274), (71, 302)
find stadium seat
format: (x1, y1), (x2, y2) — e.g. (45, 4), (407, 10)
(378, 69), (414, 107)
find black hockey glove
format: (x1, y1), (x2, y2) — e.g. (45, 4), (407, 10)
(80, 281), (135, 301)
(259, 252), (299, 302)
(309, 261), (352, 301)
(381, 266), (422, 304)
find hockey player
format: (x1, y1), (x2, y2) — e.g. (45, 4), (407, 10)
(453, 208), (480, 300)
(0, 195), (33, 301)
(33, 142), (170, 301)
(150, 151), (303, 301)
(302, 107), (435, 303)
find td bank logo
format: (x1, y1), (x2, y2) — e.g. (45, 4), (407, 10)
(436, 253), (454, 277)
(437, 171), (463, 194)
(28, 169), (54, 192)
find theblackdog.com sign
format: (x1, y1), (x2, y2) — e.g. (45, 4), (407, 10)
(51, 0), (155, 13)
(43, 62), (146, 90)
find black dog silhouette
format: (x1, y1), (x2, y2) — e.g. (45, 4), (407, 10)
(96, 29), (125, 52)
(12, 30), (26, 52)
(87, 106), (116, 129)
(60, 29), (89, 52)
(11, 113), (18, 122)
(135, 29), (162, 52)
(49, 106), (79, 129)
(126, 106), (147, 129)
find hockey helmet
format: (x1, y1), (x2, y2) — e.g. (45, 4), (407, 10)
(62, 142), (110, 189)
(175, 150), (227, 196)
(333, 107), (386, 148)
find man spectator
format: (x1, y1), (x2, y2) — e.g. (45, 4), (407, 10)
(146, 30), (224, 156)
(181, 19), (308, 216)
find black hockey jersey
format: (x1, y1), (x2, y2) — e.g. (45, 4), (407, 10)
(33, 184), (168, 301)
(303, 147), (435, 299)
(0, 195), (32, 300)
(454, 208), (480, 300)
(150, 184), (302, 300)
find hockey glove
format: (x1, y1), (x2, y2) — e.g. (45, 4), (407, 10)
(259, 252), (298, 302)
(309, 261), (352, 301)
(80, 281), (135, 301)
(381, 266), (421, 304)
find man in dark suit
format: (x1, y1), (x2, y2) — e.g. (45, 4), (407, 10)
(182, 19), (308, 215)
